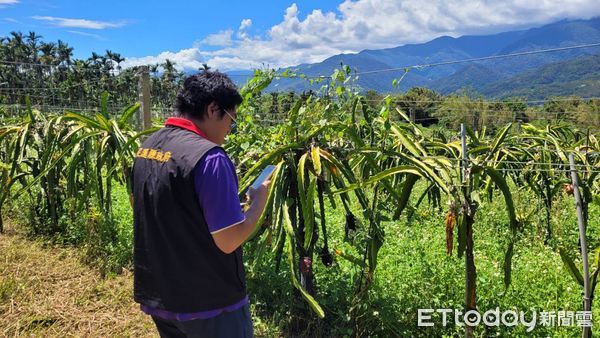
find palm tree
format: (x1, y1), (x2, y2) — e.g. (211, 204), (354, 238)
(8, 31), (26, 62)
(105, 50), (124, 72)
(57, 40), (73, 66)
(6, 32), (27, 102)
(39, 42), (56, 65)
(0, 37), (8, 93)
(160, 59), (180, 107)
(26, 31), (44, 89)
(26, 31), (42, 62)
(56, 40), (73, 83)
(39, 42), (57, 100)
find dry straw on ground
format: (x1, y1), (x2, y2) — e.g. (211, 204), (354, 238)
(0, 222), (156, 337)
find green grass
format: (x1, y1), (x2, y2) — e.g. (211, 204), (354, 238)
(244, 183), (600, 337)
(5, 174), (599, 337)
(0, 277), (17, 304)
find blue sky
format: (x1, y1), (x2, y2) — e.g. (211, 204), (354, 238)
(2, 0), (599, 71)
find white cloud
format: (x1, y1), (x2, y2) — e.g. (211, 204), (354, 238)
(236, 19), (252, 40)
(199, 29), (233, 47)
(3, 17), (18, 23)
(31, 15), (126, 29)
(239, 19), (252, 31)
(67, 30), (106, 41)
(0, 0), (18, 8)
(124, 0), (600, 71)
(121, 48), (206, 71)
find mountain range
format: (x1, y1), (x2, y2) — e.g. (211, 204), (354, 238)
(229, 17), (600, 99)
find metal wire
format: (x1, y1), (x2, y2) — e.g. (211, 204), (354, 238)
(494, 167), (600, 174)
(484, 160), (596, 168)
(0, 61), (124, 74)
(351, 43), (600, 76)
(0, 79), (111, 91)
(4, 94), (597, 121)
(361, 97), (600, 104)
(1, 42), (598, 81)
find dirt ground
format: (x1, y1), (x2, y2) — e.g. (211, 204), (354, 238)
(0, 222), (156, 337)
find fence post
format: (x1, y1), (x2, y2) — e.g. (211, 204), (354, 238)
(137, 66), (151, 131)
(460, 123), (476, 338)
(568, 153), (591, 338)
(461, 124), (468, 183)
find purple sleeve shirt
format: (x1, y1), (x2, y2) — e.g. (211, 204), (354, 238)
(194, 147), (246, 234)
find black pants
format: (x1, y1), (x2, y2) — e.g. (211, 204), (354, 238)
(152, 304), (253, 338)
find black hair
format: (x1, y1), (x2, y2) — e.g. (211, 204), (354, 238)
(174, 71), (242, 119)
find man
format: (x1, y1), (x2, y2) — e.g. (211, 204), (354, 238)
(132, 71), (269, 337)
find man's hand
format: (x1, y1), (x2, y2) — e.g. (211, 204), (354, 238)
(212, 179), (271, 254)
(247, 179), (270, 209)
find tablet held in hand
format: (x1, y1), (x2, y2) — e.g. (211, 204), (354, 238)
(250, 165), (276, 190)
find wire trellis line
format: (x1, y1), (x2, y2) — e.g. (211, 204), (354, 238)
(1, 43), (599, 81)
(305, 151), (598, 168)
(484, 160), (598, 168)
(0, 61), (125, 74)
(360, 97), (600, 104)
(494, 167), (600, 174)
(2, 106), (598, 127)
(2, 89), (596, 106)
(5, 100), (598, 116)
(350, 43), (600, 76)
(0, 80), (116, 91)
(274, 43), (600, 79)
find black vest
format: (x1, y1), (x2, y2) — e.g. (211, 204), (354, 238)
(132, 125), (246, 313)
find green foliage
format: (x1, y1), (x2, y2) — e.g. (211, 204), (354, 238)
(0, 31), (183, 110)
(0, 65), (599, 336)
(0, 96), (146, 274)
